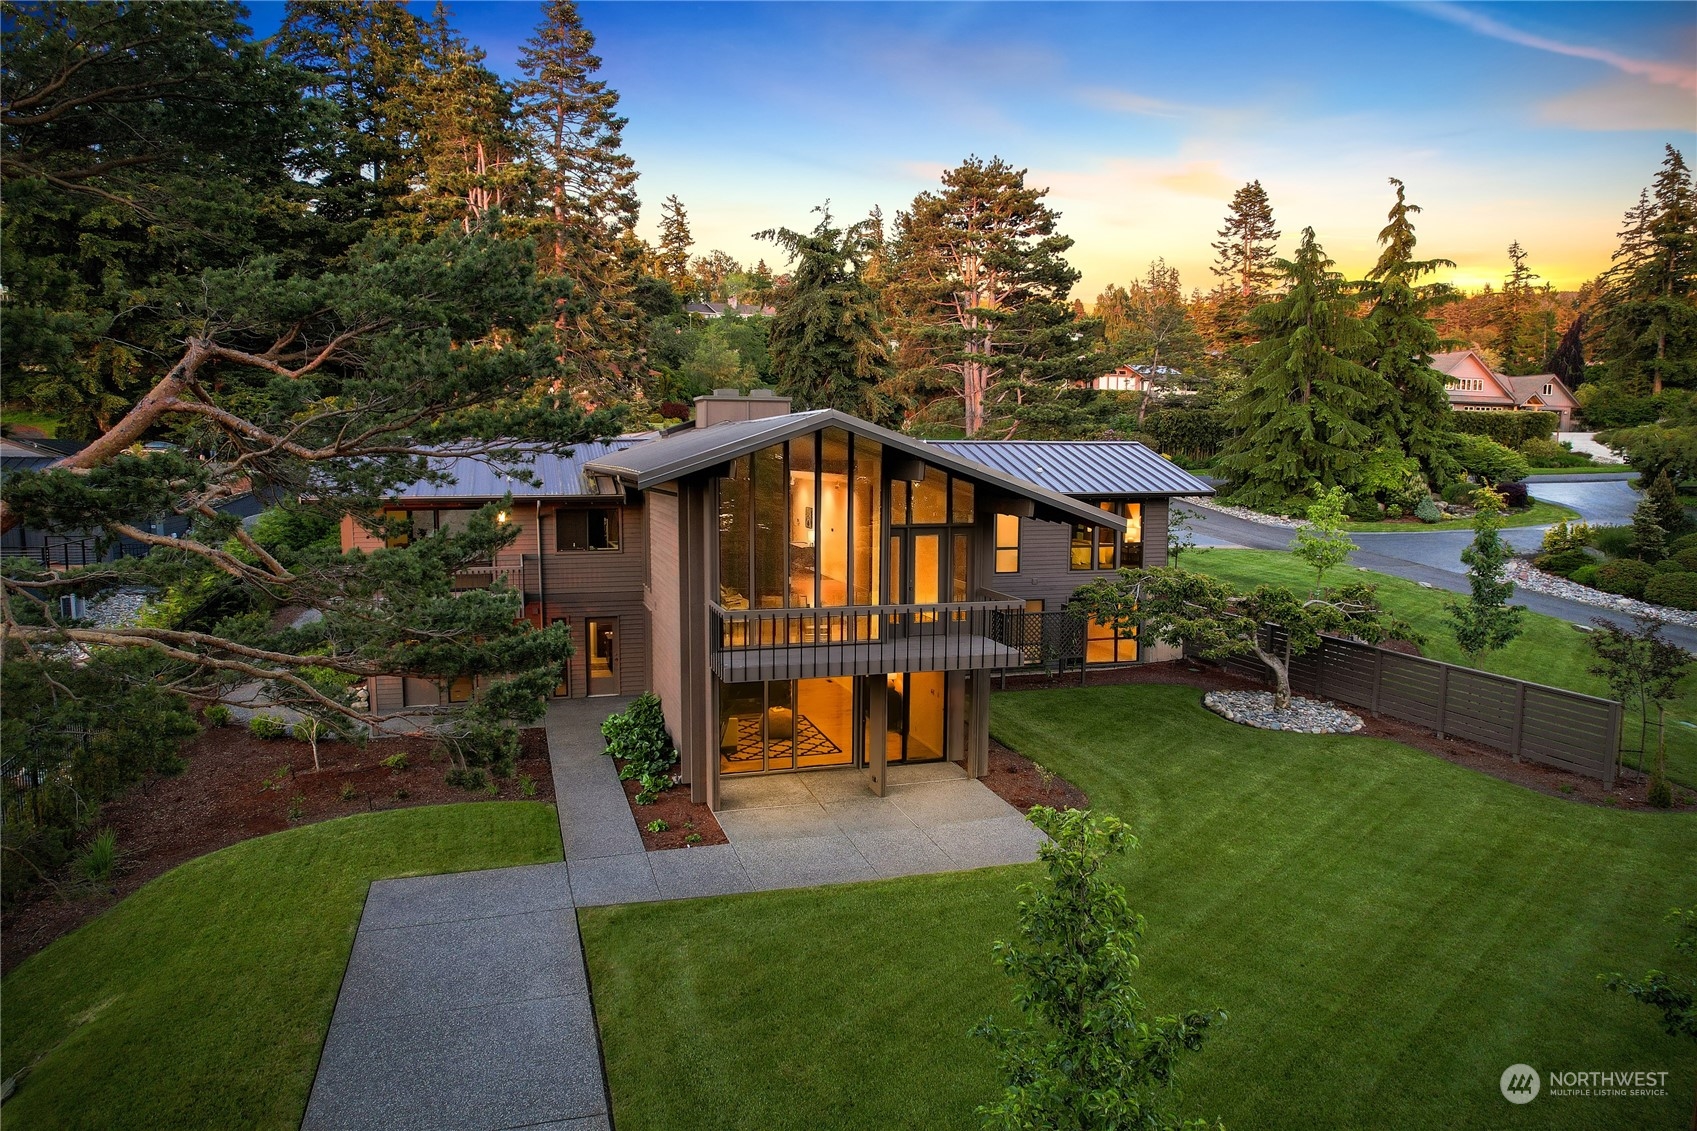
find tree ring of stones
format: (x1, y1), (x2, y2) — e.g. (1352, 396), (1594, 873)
(1202, 690), (1364, 735)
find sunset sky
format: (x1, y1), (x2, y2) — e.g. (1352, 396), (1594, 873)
(250, 1), (1697, 299)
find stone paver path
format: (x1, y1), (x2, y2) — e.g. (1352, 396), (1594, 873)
(306, 696), (1042, 1129)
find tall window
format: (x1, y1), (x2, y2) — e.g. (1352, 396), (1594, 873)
(1070, 522), (1093, 570)
(557, 507), (620, 551)
(994, 513), (1020, 573)
(1120, 502), (1143, 569)
(1072, 503), (1143, 570)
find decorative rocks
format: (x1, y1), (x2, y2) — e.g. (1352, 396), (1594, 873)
(1504, 558), (1697, 629)
(1203, 690), (1364, 734)
(1180, 496), (1306, 529)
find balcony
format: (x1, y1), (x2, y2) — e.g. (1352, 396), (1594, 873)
(708, 597), (1025, 683)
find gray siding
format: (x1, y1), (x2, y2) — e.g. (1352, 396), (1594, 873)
(645, 489), (684, 744)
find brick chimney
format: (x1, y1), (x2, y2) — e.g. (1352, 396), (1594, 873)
(693, 388), (793, 428)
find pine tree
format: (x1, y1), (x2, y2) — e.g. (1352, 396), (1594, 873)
(887, 156), (1089, 436)
(514, 0), (645, 396)
(1216, 228), (1388, 510)
(1361, 178), (1460, 484)
(1206, 180), (1282, 365)
(657, 194), (693, 295)
(1597, 146), (1697, 395)
(759, 207), (897, 423)
(1546, 313), (1588, 388)
(1121, 260), (1205, 424)
(1447, 489), (1523, 662)
(1495, 241), (1552, 375)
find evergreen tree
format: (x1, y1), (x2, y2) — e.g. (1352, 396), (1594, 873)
(657, 194), (694, 295)
(1649, 468), (1686, 536)
(1120, 260), (1205, 424)
(1596, 146), (1697, 395)
(1447, 489), (1523, 662)
(759, 207), (897, 423)
(1361, 178), (1461, 484)
(748, 259), (776, 309)
(514, 0), (645, 397)
(1206, 180), (1282, 364)
(1216, 228), (1388, 510)
(887, 156), (1090, 436)
(1495, 241), (1554, 375)
(1547, 313), (1588, 388)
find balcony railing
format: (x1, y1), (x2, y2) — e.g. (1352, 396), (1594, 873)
(708, 597), (1025, 682)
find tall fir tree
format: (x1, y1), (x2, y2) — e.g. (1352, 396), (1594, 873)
(1361, 178), (1460, 484)
(1596, 145), (1697, 395)
(657, 194), (694, 296)
(1217, 228), (1389, 509)
(1121, 260), (1205, 424)
(514, 0), (645, 397)
(1205, 180), (1282, 366)
(758, 206), (897, 423)
(1494, 241), (1554, 375)
(886, 156), (1090, 436)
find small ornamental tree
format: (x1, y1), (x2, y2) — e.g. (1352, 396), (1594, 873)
(1446, 488), (1524, 663)
(1074, 568), (1416, 710)
(1168, 506), (1200, 569)
(1589, 615), (1691, 804)
(1631, 494), (1669, 562)
(1289, 485), (1358, 591)
(975, 807), (1225, 1131)
(1602, 905), (1697, 1048)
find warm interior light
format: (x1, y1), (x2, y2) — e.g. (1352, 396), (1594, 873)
(496, 510), (509, 524)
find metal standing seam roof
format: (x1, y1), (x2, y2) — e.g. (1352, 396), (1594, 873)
(927, 440), (1215, 498)
(382, 438), (653, 501)
(583, 410), (1126, 531)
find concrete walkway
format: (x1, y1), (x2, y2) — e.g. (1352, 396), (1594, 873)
(305, 696), (1043, 1129)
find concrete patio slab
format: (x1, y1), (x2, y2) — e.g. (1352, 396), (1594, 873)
(886, 761), (968, 784)
(796, 768), (881, 802)
(717, 773), (817, 809)
(562, 815), (644, 860)
(714, 799), (840, 842)
(735, 833), (877, 889)
(360, 862), (573, 930)
(888, 778), (1024, 825)
(822, 797), (925, 833)
(843, 826), (958, 878)
(929, 814), (1046, 868)
(569, 851), (661, 906)
(649, 843), (754, 900)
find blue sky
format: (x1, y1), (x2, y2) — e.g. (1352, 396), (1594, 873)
(248, 2), (1697, 298)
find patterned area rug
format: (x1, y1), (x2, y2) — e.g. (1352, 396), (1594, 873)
(727, 713), (841, 763)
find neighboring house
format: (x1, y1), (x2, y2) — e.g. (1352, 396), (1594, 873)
(345, 392), (1212, 808)
(1430, 349), (1577, 430)
(1088, 364), (1192, 395)
(0, 437), (264, 570)
(683, 301), (773, 319)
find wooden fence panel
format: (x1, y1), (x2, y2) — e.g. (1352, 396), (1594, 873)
(1205, 629), (1621, 784)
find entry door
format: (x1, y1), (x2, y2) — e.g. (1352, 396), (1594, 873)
(587, 618), (618, 696)
(887, 529), (947, 605)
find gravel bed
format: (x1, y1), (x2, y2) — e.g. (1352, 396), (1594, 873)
(1180, 496), (1305, 529)
(84, 587), (150, 628)
(1504, 558), (1697, 628)
(1203, 690), (1364, 734)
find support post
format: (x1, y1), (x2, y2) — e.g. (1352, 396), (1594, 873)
(1371, 648), (1383, 716)
(865, 675), (888, 797)
(1510, 682), (1527, 761)
(1435, 664), (1450, 740)
(969, 671), (991, 778)
(946, 671), (967, 766)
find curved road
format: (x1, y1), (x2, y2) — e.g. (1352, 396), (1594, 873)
(1176, 472), (1697, 653)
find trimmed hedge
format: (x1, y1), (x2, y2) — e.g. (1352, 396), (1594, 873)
(1570, 563), (1600, 588)
(1452, 410), (1558, 448)
(1674, 547), (1697, 571)
(1645, 572), (1697, 611)
(1533, 548), (1592, 577)
(1654, 558), (1689, 574)
(1594, 558), (1657, 599)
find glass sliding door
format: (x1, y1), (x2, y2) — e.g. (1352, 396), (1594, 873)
(719, 677), (855, 774)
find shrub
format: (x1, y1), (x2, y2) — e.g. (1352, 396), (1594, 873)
(1343, 493), (1382, 522)
(1518, 437), (1570, 465)
(1496, 481), (1530, 508)
(1541, 520), (1593, 555)
(202, 703), (232, 728)
(248, 715), (289, 740)
(1654, 558), (1689, 574)
(1674, 547), (1697, 571)
(1668, 531), (1697, 556)
(1533, 549), (1592, 577)
(445, 766), (487, 790)
(1440, 481), (1476, 505)
(1451, 409), (1558, 447)
(1449, 433), (1530, 485)
(77, 828), (118, 882)
(1570, 564), (1600, 588)
(1590, 524), (1636, 557)
(1413, 496), (1442, 524)
(601, 692), (678, 781)
(1648, 777), (1673, 808)
(1645, 572), (1697, 611)
(380, 751), (409, 771)
(1594, 558), (1657, 599)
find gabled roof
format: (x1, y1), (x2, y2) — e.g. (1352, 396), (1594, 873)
(1502, 373), (1576, 407)
(1428, 349), (1488, 376)
(584, 410), (1125, 530)
(384, 438), (654, 502)
(927, 440), (1213, 498)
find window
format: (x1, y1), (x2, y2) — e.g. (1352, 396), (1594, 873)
(447, 675), (475, 703)
(1070, 522), (1094, 570)
(382, 507), (421, 548)
(1096, 502), (1118, 569)
(1542, 383), (1554, 396)
(1086, 616), (1138, 664)
(995, 513), (1021, 573)
(557, 507), (620, 551)
(1120, 502), (1143, 569)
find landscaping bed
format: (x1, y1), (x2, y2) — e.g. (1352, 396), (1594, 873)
(616, 770), (729, 850)
(982, 739), (1089, 814)
(1, 725), (554, 972)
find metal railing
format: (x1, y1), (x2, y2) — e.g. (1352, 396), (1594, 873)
(708, 597), (1025, 681)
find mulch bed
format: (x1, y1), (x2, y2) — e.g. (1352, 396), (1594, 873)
(982, 741), (1090, 814)
(607, 758), (729, 851)
(2, 726), (554, 974)
(995, 660), (1695, 813)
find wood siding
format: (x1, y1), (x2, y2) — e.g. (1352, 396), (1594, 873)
(991, 498), (1169, 610)
(645, 489), (684, 745)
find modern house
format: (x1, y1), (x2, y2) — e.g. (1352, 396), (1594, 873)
(1432, 349), (1577, 430)
(344, 391), (1211, 807)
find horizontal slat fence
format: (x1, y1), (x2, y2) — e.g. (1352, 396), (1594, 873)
(1220, 627), (1621, 786)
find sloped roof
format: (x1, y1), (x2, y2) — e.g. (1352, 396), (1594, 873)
(384, 438), (655, 502)
(584, 411), (1124, 530)
(1502, 374), (1575, 406)
(927, 440), (1214, 498)
(1428, 350), (1480, 375)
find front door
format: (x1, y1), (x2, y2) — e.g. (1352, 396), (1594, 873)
(587, 618), (618, 696)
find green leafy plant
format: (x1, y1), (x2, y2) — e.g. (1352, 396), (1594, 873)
(393, 787), (410, 801)
(248, 715), (289, 740)
(1541, 519), (1594, 555)
(380, 751), (409, 771)
(202, 703), (232, 728)
(258, 764), (291, 793)
(684, 832), (703, 845)
(338, 783), (357, 802)
(644, 819), (670, 834)
(1289, 486), (1358, 590)
(519, 774), (537, 797)
(634, 771), (672, 805)
(445, 766), (487, 791)
(77, 828), (119, 883)
(1602, 906), (1696, 1046)
(1596, 558), (1657, 599)
(602, 692), (679, 783)
(1412, 495), (1442, 524)
(975, 807), (1224, 1131)
(286, 794), (305, 821)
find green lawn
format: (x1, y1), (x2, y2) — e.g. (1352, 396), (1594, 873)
(1190, 548), (1697, 788)
(0, 408), (60, 438)
(0, 803), (561, 1130)
(1342, 497), (1578, 533)
(581, 685), (1696, 1130)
